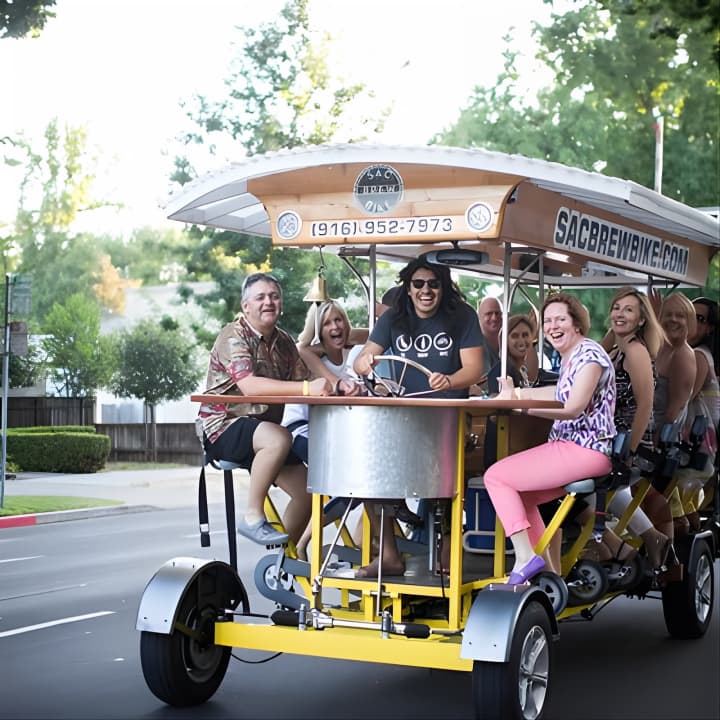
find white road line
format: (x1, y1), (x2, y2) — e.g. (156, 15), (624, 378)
(0, 611), (115, 638)
(1, 582), (88, 602)
(0, 556), (43, 563)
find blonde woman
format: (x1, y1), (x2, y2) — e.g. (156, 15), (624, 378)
(595, 287), (672, 570)
(282, 300), (367, 559)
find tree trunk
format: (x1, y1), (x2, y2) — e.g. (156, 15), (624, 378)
(143, 404), (150, 462)
(150, 404), (157, 463)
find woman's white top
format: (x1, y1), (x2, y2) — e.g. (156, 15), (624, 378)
(281, 345), (363, 439)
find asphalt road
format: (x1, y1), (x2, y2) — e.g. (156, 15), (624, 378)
(1, 506), (718, 720)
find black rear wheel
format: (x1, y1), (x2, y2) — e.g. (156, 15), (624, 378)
(662, 538), (714, 639)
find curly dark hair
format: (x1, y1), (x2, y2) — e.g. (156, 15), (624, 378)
(387, 256), (467, 336)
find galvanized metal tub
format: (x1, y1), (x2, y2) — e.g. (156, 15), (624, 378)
(306, 404), (458, 499)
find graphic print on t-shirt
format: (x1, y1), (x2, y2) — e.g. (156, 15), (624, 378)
(396, 331), (452, 358)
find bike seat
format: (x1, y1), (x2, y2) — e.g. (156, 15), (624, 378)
(564, 479), (596, 495)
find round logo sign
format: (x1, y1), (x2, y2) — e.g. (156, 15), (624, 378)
(354, 165), (403, 215)
(465, 202), (494, 232)
(276, 210), (302, 240)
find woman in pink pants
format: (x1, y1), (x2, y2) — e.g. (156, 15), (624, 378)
(485, 293), (616, 584)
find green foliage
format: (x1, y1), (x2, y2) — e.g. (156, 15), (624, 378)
(593, 0), (720, 64)
(8, 339), (44, 388)
(98, 226), (193, 285)
(10, 425), (96, 433)
(11, 120), (113, 322)
(0, 496), (122, 517)
(438, 2), (718, 208)
(6, 430), (110, 472)
(172, 0), (384, 343)
(0, 0), (56, 39)
(41, 292), (116, 397)
(174, 0), (375, 176)
(438, 0), (718, 319)
(108, 318), (202, 408)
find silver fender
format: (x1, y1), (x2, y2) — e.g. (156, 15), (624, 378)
(461, 583), (559, 662)
(136, 556), (245, 634)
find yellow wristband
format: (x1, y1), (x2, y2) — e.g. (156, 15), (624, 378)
(303, 380), (310, 396)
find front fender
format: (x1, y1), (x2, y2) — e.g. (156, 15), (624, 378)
(461, 583), (559, 662)
(136, 556), (245, 634)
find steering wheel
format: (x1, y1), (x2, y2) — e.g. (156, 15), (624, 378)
(362, 355), (433, 397)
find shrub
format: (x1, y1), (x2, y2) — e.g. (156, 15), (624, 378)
(7, 431), (110, 472)
(10, 425), (97, 434)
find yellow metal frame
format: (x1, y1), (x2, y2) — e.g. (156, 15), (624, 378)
(214, 407), (526, 668)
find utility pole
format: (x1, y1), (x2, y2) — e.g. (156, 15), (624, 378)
(653, 108), (664, 194)
(1, 274), (12, 507)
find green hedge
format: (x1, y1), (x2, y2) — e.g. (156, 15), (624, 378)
(10, 425), (97, 434)
(6, 431), (111, 473)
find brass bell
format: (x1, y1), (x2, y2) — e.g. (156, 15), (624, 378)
(303, 274), (331, 303)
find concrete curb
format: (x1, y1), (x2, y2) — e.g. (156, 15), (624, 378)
(0, 504), (159, 529)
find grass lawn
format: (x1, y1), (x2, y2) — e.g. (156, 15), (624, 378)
(0, 462), (192, 517)
(0, 496), (122, 517)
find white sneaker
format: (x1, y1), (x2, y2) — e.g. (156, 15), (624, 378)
(237, 518), (288, 545)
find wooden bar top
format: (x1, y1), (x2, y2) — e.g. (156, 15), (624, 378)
(190, 393), (561, 411)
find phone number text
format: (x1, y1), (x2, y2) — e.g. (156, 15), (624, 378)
(310, 216), (454, 238)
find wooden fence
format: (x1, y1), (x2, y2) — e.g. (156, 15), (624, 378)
(4, 397), (95, 427)
(2, 397), (202, 466)
(95, 423), (203, 465)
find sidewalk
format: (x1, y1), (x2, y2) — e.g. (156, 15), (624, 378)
(0, 465), (251, 528)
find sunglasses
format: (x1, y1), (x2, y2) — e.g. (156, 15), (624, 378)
(410, 278), (441, 290)
(696, 314), (707, 323)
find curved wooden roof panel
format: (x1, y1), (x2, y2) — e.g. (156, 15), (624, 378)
(164, 144), (719, 286)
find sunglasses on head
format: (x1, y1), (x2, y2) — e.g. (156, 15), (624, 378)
(410, 278), (440, 290)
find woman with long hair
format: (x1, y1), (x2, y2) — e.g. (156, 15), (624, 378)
(676, 297), (720, 524)
(591, 287), (672, 570)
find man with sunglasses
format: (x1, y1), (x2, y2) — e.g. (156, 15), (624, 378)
(352, 257), (483, 577)
(199, 272), (332, 546)
(355, 258), (483, 396)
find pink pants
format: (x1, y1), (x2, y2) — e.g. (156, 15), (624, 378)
(484, 440), (612, 546)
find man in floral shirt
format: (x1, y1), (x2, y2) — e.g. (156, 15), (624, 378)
(200, 273), (332, 545)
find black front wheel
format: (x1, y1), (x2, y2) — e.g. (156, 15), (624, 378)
(140, 578), (246, 706)
(472, 600), (554, 720)
(662, 538), (714, 639)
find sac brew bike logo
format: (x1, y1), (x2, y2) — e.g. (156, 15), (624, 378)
(554, 207), (689, 277)
(354, 165), (404, 215)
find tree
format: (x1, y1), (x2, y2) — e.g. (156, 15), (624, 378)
(92, 254), (140, 315)
(438, 2), (718, 207)
(108, 318), (202, 460)
(437, 1), (718, 324)
(98, 225), (193, 286)
(593, 0), (720, 64)
(41, 293), (115, 397)
(9, 120), (122, 324)
(0, 0), (56, 39)
(9, 340), (44, 388)
(173, 0), (384, 341)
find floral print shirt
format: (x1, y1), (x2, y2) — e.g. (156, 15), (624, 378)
(199, 314), (309, 442)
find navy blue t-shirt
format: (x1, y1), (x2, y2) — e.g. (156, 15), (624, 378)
(369, 302), (482, 398)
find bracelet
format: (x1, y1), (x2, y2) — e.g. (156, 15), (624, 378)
(303, 380), (310, 396)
